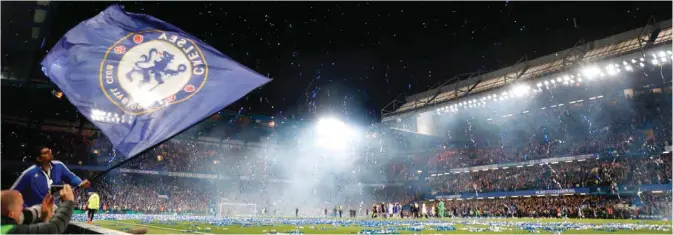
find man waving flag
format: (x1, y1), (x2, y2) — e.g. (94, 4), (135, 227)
(41, 5), (270, 158)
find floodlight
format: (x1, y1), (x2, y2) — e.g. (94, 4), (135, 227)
(581, 66), (601, 79)
(652, 59), (660, 65)
(605, 65), (618, 75)
(314, 117), (357, 151)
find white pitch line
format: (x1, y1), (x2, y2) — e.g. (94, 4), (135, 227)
(97, 220), (214, 234)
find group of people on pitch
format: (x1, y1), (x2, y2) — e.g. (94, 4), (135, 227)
(1, 146), (100, 234)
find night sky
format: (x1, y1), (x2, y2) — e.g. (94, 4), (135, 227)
(37, 2), (673, 123)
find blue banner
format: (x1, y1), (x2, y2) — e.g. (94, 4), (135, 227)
(41, 5), (270, 157)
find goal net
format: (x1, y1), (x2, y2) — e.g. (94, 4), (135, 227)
(216, 202), (257, 217)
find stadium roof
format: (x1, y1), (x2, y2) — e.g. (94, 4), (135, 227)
(381, 18), (673, 122)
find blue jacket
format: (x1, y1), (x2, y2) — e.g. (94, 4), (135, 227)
(10, 161), (83, 207)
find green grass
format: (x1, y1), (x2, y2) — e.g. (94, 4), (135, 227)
(93, 217), (672, 234)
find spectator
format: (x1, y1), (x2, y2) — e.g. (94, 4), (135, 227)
(1, 184), (76, 234)
(10, 146), (90, 207)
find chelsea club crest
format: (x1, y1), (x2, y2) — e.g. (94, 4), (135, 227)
(99, 31), (208, 115)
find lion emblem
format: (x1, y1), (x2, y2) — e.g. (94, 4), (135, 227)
(125, 48), (187, 90)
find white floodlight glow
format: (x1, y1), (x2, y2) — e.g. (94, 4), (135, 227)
(314, 117), (358, 151)
(661, 57), (667, 63)
(581, 66), (601, 79)
(631, 59), (637, 64)
(640, 57), (645, 62)
(667, 50), (672, 55)
(556, 77), (562, 82)
(605, 65), (619, 75)
(652, 59), (660, 65)
(658, 51), (666, 57)
(577, 77), (582, 82)
(625, 65), (633, 71)
(536, 83), (542, 87)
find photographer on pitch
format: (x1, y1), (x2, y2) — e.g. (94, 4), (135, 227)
(1, 185), (77, 234)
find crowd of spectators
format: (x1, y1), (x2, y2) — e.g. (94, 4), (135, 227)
(71, 173), (212, 214)
(427, 194), (670, 219)
(429, 155), (672, 194)
(426, 91), (671, 170)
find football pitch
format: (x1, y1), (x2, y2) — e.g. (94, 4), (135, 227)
(86, 216), (672, 234)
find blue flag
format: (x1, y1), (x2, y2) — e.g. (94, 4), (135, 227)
(41, 5), (270, 158)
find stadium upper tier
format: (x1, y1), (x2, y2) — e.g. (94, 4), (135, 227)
(382, 19), (672, 122)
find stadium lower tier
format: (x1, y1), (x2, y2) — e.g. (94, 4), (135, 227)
(427, 153), (671, 194)
(414, 194), (670, 219)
